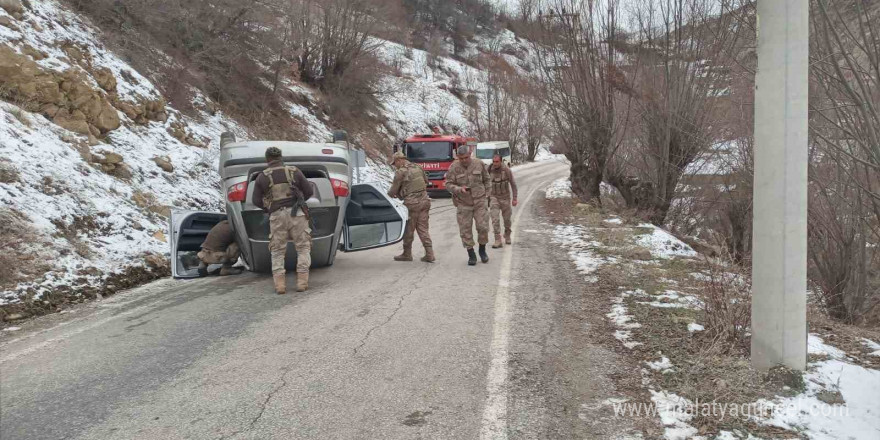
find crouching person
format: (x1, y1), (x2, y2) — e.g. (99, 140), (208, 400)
(197, 220), (242, 276)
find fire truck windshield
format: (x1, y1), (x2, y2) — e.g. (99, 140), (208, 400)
(405, 142), (453, 161)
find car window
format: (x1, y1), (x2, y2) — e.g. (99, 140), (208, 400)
(475, 149), (495, 159)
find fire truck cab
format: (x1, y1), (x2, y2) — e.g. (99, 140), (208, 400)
(402, 133), (476, 196)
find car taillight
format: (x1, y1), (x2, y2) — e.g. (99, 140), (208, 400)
(227, 182), (247, 202)
(330, 178), (349, 197)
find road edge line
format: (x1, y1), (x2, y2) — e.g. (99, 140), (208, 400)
(479, 179), (547, 440)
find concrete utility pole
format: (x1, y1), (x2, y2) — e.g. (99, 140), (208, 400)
(751, 0), (809, 371)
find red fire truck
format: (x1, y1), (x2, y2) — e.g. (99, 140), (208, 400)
(402, 133), (477, 196)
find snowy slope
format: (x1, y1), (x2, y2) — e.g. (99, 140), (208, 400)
(374, 38), (481, 137)
(0, 0), (252, 305)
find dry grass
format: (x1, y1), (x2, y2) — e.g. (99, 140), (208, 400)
(809, 306), (880, 368)
(0, 208), (51, 290)
(50, 214), (110, 259)
(9, 107), (32, 127)
(0, 159), (20, 184)
(700, 260), (752, 354)
(548, 197), (803, 438)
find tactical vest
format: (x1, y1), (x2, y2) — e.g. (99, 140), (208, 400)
(262, 165), (300, 209)
(402, 164), (427, 197)
(490, 166), (511, 197)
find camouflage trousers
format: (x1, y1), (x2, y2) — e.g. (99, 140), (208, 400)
(490, 195), (513, 238)
(268, 209), (312, 274)
(404, 199), (432, 248)
(456, 198), (490, 248)
(198, 242), (240, 267)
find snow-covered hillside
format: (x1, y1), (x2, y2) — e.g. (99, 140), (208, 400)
(0, 0), (252, 306)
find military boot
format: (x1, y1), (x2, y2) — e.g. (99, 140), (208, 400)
(505, 232), (512, 245)
(420, 246), (435, 263)
(467, 248), (477, 266)
(219, 266), (242, 276)
(273, 274), (286, 295)
(394, 245), (413, 261)
(296, 272), (309, 292)
(479, 244), (489, 263)
(492, 234), (504, 249)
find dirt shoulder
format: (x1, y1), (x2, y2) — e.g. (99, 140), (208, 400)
(532, 192), (880, 439)
(505, 194), (660, 439)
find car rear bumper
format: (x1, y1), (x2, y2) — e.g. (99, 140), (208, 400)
(230, 207), (341, 272)
(246, 234), (337, 273)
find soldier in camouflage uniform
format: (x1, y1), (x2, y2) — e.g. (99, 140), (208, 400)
(196, 220), (242, 276)
(445, 145), (491, 265)
(388, 152), (435, 262)
(488, 154), (518, 248)
(252, 147), (314, 294)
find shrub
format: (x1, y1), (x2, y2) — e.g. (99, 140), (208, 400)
(700, 259), (752, 354)
(0, 159), (20, 184)
(0, 208), (49, 288)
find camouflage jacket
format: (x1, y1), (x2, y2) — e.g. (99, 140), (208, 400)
(388, 162), (429, 207)
(445, 159), (490, 205)
(488, 163), (518, 200)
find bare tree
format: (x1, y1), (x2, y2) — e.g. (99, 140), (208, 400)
(531, 0), (626, 203)
(288, 0), (385, 85)
(807, 0), (880, 323)
(522, 87), (548, 161)
(518, 0), (540, 23)
(605, 0), (745, 225)
(468, 42), (527, 159)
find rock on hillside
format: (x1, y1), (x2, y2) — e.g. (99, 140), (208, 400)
(0, 0), (249, 311)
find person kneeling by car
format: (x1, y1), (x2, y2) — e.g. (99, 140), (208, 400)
(197, 220), (242, 276)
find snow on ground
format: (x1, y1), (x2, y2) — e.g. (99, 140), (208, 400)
(550, 224), (613, 283)
(546, 177), (573, 199)
(687, 323), (705, 333)
(287, 100), (332, 142)
(650, 390), (700, 440)
(683, 140), (746, 177)
(0, 1), (251, 305)
(647, 355), (675, 373)
(353, 158), (395, 190)
(637, 289), (703, 310)
(608, 289), (645, 349)
(373, 38), (477, 138)
(533, 146), (565, 162)
(754, 334), (880, 440)
(807, 334), (848, 359)
(0, 103), (247, 305)
(863, 339), (880, 357)
(636, 224), (698, 259)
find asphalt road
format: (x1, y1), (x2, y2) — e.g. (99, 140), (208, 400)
(0, 160), (592, 440)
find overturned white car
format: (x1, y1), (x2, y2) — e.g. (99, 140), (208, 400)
(169, 131), (407, 278)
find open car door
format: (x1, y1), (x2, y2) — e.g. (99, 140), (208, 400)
(342, 183), (408, 252)
(169, 210), (227, 278)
